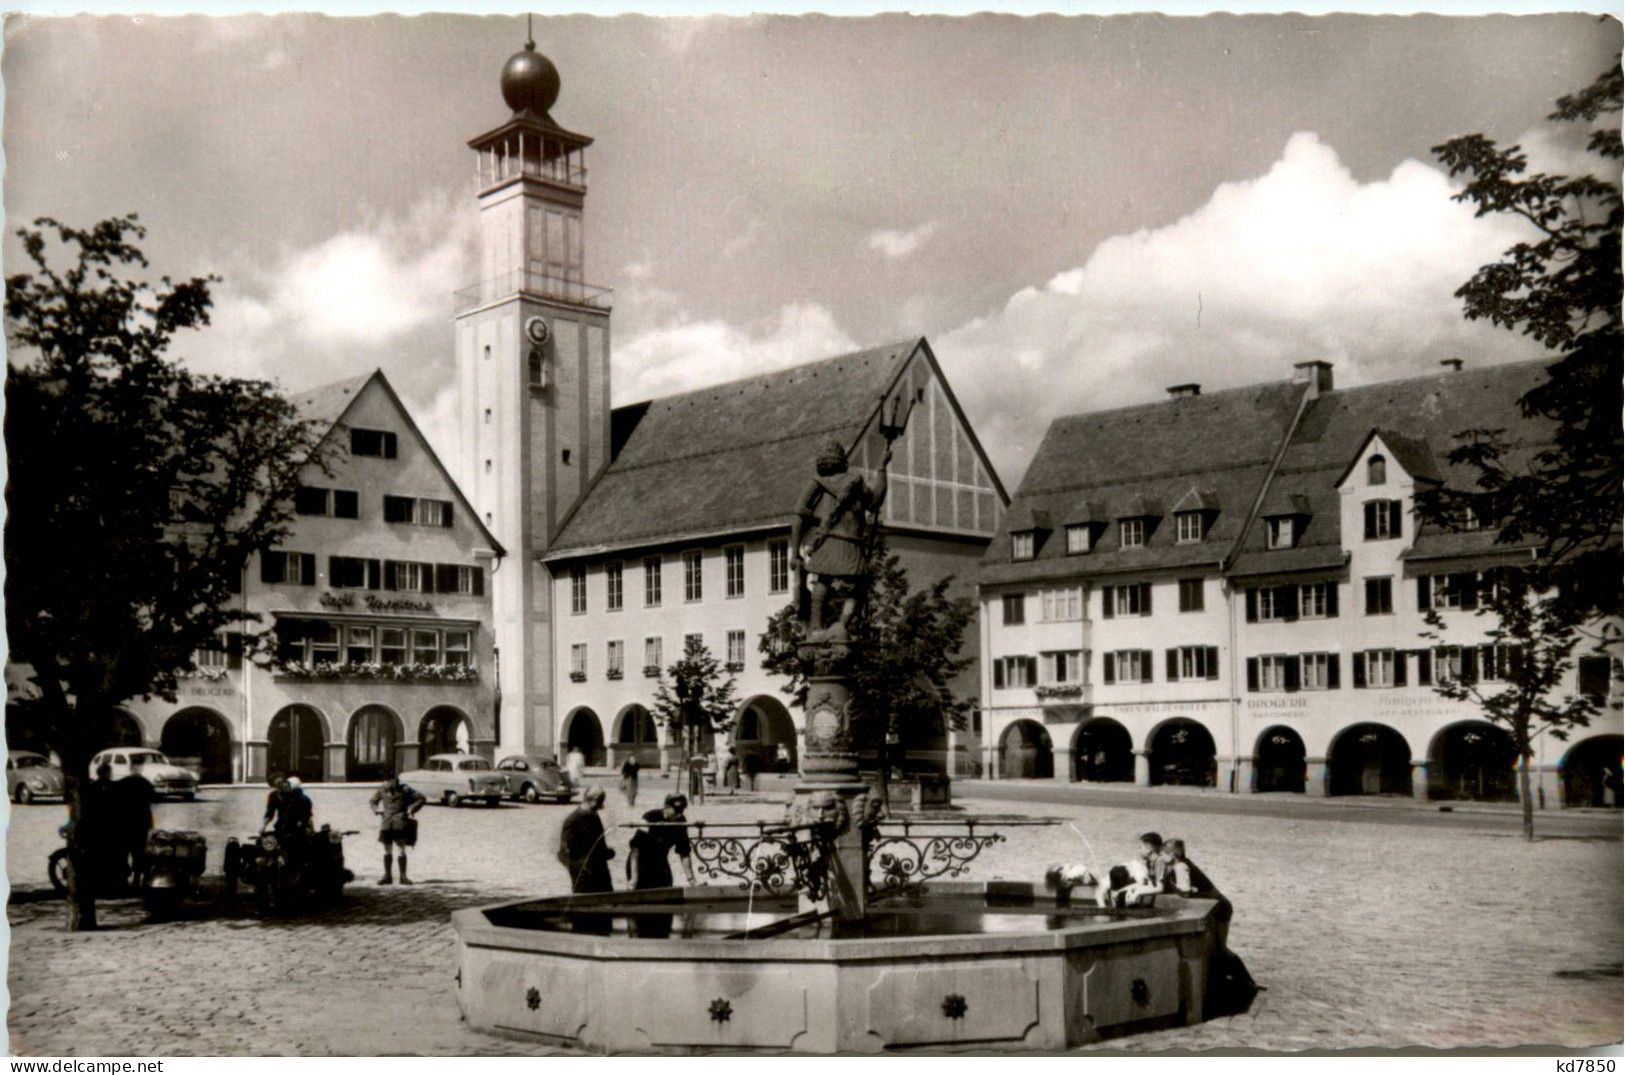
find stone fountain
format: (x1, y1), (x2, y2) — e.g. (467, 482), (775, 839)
(453, 389), (1227, 1052)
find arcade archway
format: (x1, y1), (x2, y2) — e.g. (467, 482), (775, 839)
(1148, 718), (1216, 787)
(1254, 726), (1307, 793)
(267, 704), (327, 783)
(420, 705), (473, 758)
(562, 707), (607, 767)
(161, 707), (234, 784)
(734, 697), (797, 773)
(1561, 735), (1622, 807)
(613, 705), (661, 768)
(1429, 722), (1517, 802)
(1072, 719), (1134, 783)
(348, 705), (403, 782)
(999, 720), (1053, 779)
(1329, 723), (1412, 796)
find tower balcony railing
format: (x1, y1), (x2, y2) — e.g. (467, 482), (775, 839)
(454, 269), (614, 311)
(478, 152), (588, 192)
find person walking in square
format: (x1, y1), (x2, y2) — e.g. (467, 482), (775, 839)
(370, 774), (425, 885)
(558, 785), (615, 934)
(619, 753), (640, 807)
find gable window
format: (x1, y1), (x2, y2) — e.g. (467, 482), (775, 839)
(1011, 531), (1035, 560)
(1065, 525), (1092, 555)
(329, 556), (378, 590)
(605, 561), (624, 612)
(570, 565), (587, 615)
(1119, 518), (1146, 548)
(383, 495), (452, 528)
(1103, 583), (1152, 618)
(725, 545), (745, 598)
(1001, 593), (1026, 626)
(644, 556), (663, 607)
(1266, 516), (1296, 550)
(262, 550), (316, 586)
(1363, 499), (1403, 540)
(1365, 576), (1393, 616)
(1367, 455), (1387, 485)
(1178, 578), (1204, 613)
(1038, 586), (1082, 622)
(684, 551), (703, 602)
(350, 428), (398, 459)
(1175, 511), (1203, 544)
(768, 540), (790, 594)
(297, 486), (359, 519)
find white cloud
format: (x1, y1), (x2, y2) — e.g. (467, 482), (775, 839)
(868, 221), (939, 260)
(615, 303), (858, 404)
(933, 132), (1547, 488)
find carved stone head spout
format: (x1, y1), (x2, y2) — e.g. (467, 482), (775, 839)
(815, 440), (848, 477)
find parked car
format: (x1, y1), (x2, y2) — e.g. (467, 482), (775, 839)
(88, 748), (198, 800)
(496, 755), (576, 803)
(7, 751), (63, 803)
(399, 753), (507, 807)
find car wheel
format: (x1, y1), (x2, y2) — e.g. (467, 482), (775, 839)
(180, 792), (196, 802)
(445, 791), (461, 807)
(16, 785), (33, 805)
(48, 849), (71, 895)
(521, 783), (540, 804)
(223, 842), (240, 896)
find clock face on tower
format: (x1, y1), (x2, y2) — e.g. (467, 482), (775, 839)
(524, 316), (552, 347)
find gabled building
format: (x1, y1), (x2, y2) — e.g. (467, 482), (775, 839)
(117, 370), (505, 784)
(538, 339), (1007, 774)
(980, 359), (1622, 806)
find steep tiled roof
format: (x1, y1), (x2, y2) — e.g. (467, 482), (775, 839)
(981, 381), (1307, 579)
(1231, 360), (1557, 568)
(546, 341), (922, 556)
(289, 372), (374, 433)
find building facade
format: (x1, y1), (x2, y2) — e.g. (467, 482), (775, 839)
(980, 360), (1623, 805)
(113, 372), (504, 784)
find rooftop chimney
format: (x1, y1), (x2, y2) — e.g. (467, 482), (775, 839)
(1440, 358), (1463, 372)
(1166, 383), (1201, 399)
(1292, 360), (1334, 399)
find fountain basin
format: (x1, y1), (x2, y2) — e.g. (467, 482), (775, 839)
(453, 882), (1221, 1053)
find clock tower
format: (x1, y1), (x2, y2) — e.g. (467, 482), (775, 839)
(455, 32), (612, 757)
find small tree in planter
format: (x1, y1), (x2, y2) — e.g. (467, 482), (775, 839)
(650, 635), (739, 799)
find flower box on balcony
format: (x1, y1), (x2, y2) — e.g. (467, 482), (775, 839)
(642, 665), (662, 678)
(724, 662), (745, 674)
(1035, 684), (1085, 701)
(274, 660), (478, 684)
(607, 669), (624, 680)
(569, 671), (587, 683)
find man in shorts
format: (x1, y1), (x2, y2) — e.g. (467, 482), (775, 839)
(369, 775), (425, 885)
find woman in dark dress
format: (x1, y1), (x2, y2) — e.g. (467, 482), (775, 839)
(627, 794), (697, 938)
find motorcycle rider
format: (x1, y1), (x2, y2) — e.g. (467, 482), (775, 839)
(262, 776), (315, 866)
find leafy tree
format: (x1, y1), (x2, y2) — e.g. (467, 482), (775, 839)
(760, 536), (977, 791)
(1416, 65), (1622, 838)
(4, 216), (327, 928)
(650, 634), (739, 799)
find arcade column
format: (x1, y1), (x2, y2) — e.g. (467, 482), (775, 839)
(1304, 756), (1330, 797)
(1053, 747), (1075, 783)
(1134, 750), (1152, 787)
(323, 742), (347, 783)
(1410, 760), (1431, 801)
(244, 739), (268, 785)
(1233, 755), (1256, 794)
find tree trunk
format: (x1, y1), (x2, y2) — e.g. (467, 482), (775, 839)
(62, 760), (99, 931)
(1518, 750), (1535, 842)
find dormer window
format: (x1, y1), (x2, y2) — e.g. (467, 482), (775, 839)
(1175, 511), (1204, 544)
(1367, 455), (1387, 485)
(1266, 516), (1296, 550)
(1065, 524), (1092, 555)
(1119, 518), (1145, 548)
(1011, 531), (1035, 560)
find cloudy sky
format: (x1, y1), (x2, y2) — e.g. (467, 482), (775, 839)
(3, 12), (1619, 488)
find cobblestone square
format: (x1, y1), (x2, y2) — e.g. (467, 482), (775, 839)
(6, 785), (1621, 1054)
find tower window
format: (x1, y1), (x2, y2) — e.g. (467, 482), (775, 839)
(484, 409), (492, 424)
(562, 448), (572, 466)
(483, 345), (491, 362)
(484, 460), (492, 473)
(528, 348), (546, 388)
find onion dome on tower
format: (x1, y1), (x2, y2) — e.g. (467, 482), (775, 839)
(501, 36), (560, 119)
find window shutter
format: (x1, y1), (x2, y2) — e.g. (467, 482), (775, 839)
(383, 561), (399, 591)
(1140, 583), (1152, 616)
(1166, 649), (1180, 682)
(383, 431), (398, 459)
(1461, 646), (1478, 683)
(1459, 573), (1478, 610)
(1026, 657), (1039, 686)
(383, 496), (408, 523)
(473, 567), (486, 596)
(328, 556), (341, 586)
(993, 660), (1005, 690)
(1388, 500), (1403, 538)
(419, 562), (436, 594)
(1325, 582), (1339, 618)
(298, 553), (315, 585)
(1284, 655), (1301, 692)
(1416, 649), (1432, 686)
(1417, 576), (1431, 611)
(1480, 644), (1497, 680)
(261, 552), (284, 584)
(1102, 591), (1115, 619)
(1352, 652), (1367, 689)
(1103, 654), (1116, 685)
(1245, 657), (1259, 692)
(1327, 654), (1341, 689)
(1206, 646), (1220, 680)
(1507, 645), (1524, 680)
(1363, 502), (1377, 539)
(441, 501), (455, 528)
(334, 489), (359, 519)
(1393, 651), (1407, 687)
(1245, 589), (1258, 623)
(1140, 651), (1153, 681)
(436, 564), (457, 593)
(1279, 585), (1299, 622)
(367, 559), (382, 591)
